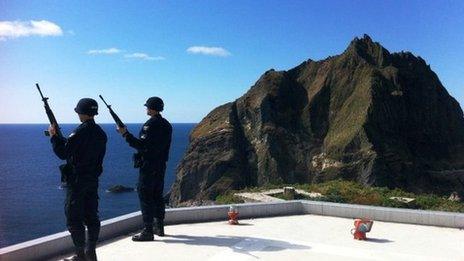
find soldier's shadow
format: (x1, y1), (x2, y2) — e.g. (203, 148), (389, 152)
(161, 234), (310, 258)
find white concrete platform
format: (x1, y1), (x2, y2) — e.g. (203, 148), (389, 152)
(70, 215), (464, 261)
(2, 201), (463, 260)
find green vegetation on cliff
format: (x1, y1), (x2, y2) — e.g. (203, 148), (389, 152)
(216, 180), (464, 213)
(170, 34), (464, 207)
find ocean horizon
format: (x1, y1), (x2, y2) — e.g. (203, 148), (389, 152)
(0, 123), (196, 248)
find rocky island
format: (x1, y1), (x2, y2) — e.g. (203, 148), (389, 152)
(170, 34), (464, 206)
(106, 185), (135, 193)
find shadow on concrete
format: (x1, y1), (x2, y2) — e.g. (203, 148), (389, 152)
(162, 234), (310, 258)
(365, 238), (394, 243)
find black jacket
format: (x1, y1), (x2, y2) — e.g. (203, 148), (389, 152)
(51, 119), (107, 178)
(124, 114), (172, 162)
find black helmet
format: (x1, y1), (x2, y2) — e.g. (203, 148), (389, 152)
(144, 97), (164, 111)
(74, 98), (98, 116)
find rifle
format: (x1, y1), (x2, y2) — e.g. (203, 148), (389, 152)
(36, 83), (69, 187)
(99, 95), (126, 128)
(100, 95), (142, 168)
(36, 83), (63, 137)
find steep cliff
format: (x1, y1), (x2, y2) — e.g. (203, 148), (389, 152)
(170, 35), (464, 206)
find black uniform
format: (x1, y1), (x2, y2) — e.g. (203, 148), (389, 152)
(123, 114), (172, 227)
(51, 119), (107, 250)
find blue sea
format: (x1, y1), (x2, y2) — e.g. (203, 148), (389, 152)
(0, 123), (195, 248)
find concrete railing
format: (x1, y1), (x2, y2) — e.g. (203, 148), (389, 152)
(301, 201), (464, 228)
(1, 200), (463, 260)
(0, 201), (302, 261)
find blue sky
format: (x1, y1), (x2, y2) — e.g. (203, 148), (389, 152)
(1, 0), (463, 123)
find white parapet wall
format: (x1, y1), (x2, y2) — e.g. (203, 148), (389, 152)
(0, 200), (463, 261)
(301, 201), (464, 227)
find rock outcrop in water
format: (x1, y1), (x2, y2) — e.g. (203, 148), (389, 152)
(106, 185), (135, 193)
(170, 34), (464, 206)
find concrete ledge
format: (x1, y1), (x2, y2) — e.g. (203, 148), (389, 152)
(0, 211), (144, 261)
(237, 200), (302, 219)
(301, 200), (464, 228)
(1, 200), (463, 260)
(0, 201), (302, 261)
(165, 201), (302, 225)
(0, 232), (72, 261)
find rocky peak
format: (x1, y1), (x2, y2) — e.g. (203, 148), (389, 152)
(169, 35), (464, 206)
(345, 34), (391, 66)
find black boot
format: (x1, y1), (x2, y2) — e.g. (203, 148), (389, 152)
(85, 241), (98, 261)
(63, 247), (86, 261)
(132, 226), (154, 242)
(154, 218), (165, 237)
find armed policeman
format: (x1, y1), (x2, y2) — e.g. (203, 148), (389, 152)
(49, 98), (107, 261)
(117, 97), (172, 241)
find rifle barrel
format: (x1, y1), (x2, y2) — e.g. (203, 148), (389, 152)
(36, 83), (61, 137)
(99, 95), (110, 107)
(99, 95), (125, 128)
(36, 83), (46, 100)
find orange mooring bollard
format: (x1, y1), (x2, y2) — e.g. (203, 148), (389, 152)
(351, 218), (373, 240)
(228, 205), (239, 225)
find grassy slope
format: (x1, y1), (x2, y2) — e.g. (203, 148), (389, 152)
(216, 180), (463, 213)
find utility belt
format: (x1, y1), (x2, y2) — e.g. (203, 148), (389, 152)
(59, 163), (74, 186)
(59, 163), (101, 186)
(133, 152), (166, 169)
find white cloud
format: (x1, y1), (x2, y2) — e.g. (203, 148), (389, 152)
(87, 48), (121, 55)
(186, 46), (231, 57)
(124, 52), (165, 61)
(0, 20), (63, 40)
